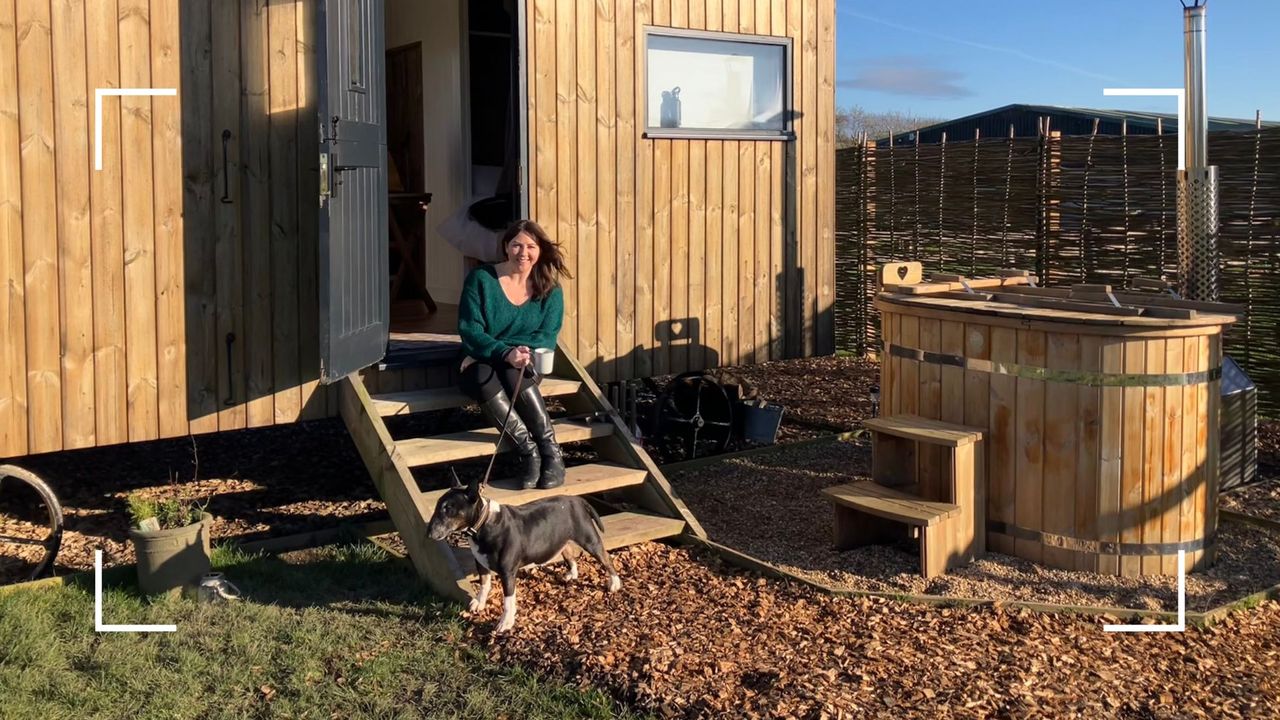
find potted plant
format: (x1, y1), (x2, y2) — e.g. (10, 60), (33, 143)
(125, 492), (212, 597)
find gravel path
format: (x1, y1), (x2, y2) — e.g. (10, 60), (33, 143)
(670, 438), (1280, 612)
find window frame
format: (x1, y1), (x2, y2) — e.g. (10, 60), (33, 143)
(642, 26), (794, 141)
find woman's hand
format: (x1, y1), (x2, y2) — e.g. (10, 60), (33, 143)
(504, 346), (533, 368)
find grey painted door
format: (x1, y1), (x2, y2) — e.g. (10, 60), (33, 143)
(318, 0), (388, 383)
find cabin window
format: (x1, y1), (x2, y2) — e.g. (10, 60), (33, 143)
(644, 28), (791, 140)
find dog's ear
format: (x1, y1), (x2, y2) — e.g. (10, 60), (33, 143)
(449, 468), (464, 490)
(465, 474), (481, 501)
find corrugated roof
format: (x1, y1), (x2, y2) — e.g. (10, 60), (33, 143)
(881, 103), (1276, 144)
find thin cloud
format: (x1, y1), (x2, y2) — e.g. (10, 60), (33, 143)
(840, 56), (972, 99)
(839, 7), (1120, 83)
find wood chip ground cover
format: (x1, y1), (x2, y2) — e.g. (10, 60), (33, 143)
(2, 352), (1279, 716)
(469, 542), (1280, 719)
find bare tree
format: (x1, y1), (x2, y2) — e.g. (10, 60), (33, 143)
(836, 105), (947, 147)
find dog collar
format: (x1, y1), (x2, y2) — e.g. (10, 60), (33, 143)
(461, 498), (493, 537)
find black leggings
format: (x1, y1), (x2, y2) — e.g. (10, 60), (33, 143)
(459, 360), (541, 404)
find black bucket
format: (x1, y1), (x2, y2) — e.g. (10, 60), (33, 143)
(742, 401), (785, 445)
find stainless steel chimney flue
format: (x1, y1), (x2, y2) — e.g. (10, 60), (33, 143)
(1177, 1), (1219, 301)
(1184, 3), (1208, 168)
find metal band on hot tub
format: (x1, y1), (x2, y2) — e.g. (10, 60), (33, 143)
(986, 521), (1216, 557)
(887, 344), (1222, 387)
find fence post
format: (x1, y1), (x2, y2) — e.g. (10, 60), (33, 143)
(1001, 124), (1013, 266)
(1082, 118), (1099, 281)
(913, 132), (921, 258)
(1035, 118), (1060, 284)
(1156, 117), (1169, 277)
(971, 128), (980, 275)
(938, 132), (948, 271)
(1122, 118), (1132, 285)
(862, 136), (877, 355)
(1243, 111), (1263, 365)
(887, 132), (896, 258)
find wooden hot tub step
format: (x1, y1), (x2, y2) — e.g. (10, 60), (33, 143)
(395, 420), (615, 467)
(822, 480), (960, 526)
(371, 377), (582, 416)
(862, 415), (983, 447)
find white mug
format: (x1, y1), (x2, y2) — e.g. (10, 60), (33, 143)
(533, 347), (555, 375)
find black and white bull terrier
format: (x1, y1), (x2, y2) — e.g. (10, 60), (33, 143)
(426, 476), (622, 633)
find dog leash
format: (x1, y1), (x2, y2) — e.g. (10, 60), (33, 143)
(477, 362), (531, 489)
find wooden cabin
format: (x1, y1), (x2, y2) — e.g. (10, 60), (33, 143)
(0, 0), (836, 461)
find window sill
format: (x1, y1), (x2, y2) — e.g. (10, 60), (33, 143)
(643, 129), (795, 142)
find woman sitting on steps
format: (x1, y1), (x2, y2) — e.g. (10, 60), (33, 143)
(457, 219), (572, 490)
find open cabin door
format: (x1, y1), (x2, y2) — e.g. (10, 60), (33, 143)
(317, 0), (389, 383)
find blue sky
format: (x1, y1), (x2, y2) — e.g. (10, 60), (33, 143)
(836, 1), (1280, 123)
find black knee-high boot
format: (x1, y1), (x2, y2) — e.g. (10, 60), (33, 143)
(515, 383), (565, 489)
(477, 391), (541, 489)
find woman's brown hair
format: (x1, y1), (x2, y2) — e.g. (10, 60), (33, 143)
(499, 219), (572, 299)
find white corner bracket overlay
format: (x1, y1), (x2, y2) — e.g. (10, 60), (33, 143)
(93, 88), (178, 171)
(95, 550), (177, 633)
(1102, 88), (1186, 171)
(1103, 550), (1187, 633)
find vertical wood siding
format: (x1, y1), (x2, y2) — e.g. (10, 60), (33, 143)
(0, 0), (324, 458)
(0, 0), (834, 459)
(528, 0), (835, 376)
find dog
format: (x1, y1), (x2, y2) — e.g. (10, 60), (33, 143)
(426, 474), (622, 633)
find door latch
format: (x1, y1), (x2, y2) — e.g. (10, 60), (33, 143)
(319, 151), (331, 205)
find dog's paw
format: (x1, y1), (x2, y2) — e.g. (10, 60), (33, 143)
(494, 618), (515, 633)
(468, 598), (484, 613)
(564, 566), (578, 583)
(608, 574), (622, 593)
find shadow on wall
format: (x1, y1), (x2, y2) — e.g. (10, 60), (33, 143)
(182, 0), (329, 431)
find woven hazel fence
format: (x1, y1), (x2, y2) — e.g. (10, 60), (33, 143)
(835, 125), (1280, 415)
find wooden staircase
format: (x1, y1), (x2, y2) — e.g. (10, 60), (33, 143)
(339, 341), (704, 603)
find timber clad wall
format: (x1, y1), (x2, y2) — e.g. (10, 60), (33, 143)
(0, 0), (327, 459)
(526, 0), (836, 381)
(0, 0), (833, 460)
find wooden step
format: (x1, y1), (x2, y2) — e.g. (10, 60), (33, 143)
(822, 480), (960, 527)
(372, 377), (583, 416)
(863, 414), (984, 447)
(419, 462), (647, 508)
(598, 511), (687, 549)
(395, 420), (614, 467)
(449, 511), (687, 576)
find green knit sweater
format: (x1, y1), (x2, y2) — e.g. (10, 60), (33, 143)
(458, 265), (564, 363)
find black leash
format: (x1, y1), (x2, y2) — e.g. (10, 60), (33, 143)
(477, 363), (531, 489)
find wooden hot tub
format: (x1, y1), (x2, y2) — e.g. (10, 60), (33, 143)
(874, 267), (1240, 577)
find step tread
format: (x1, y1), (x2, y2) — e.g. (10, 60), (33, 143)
(395, 420), (614, 467)
(863, 414), (984, 447)
(419, 462), (647, 508)
(822, 480), (960, 526)
(372, 377), (582, 417)
(449, 511), (687, 576)
(597, 511), (688, 549)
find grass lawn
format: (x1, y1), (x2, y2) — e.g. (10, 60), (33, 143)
(0, 543), (644, 720)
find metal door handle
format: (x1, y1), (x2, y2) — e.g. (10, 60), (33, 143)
(223, 333), (236, 406)
(220, 130), (233, 204)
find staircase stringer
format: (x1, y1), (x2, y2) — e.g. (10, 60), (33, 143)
(339, 375), (472, 602)
(553, 342), (708, 539)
